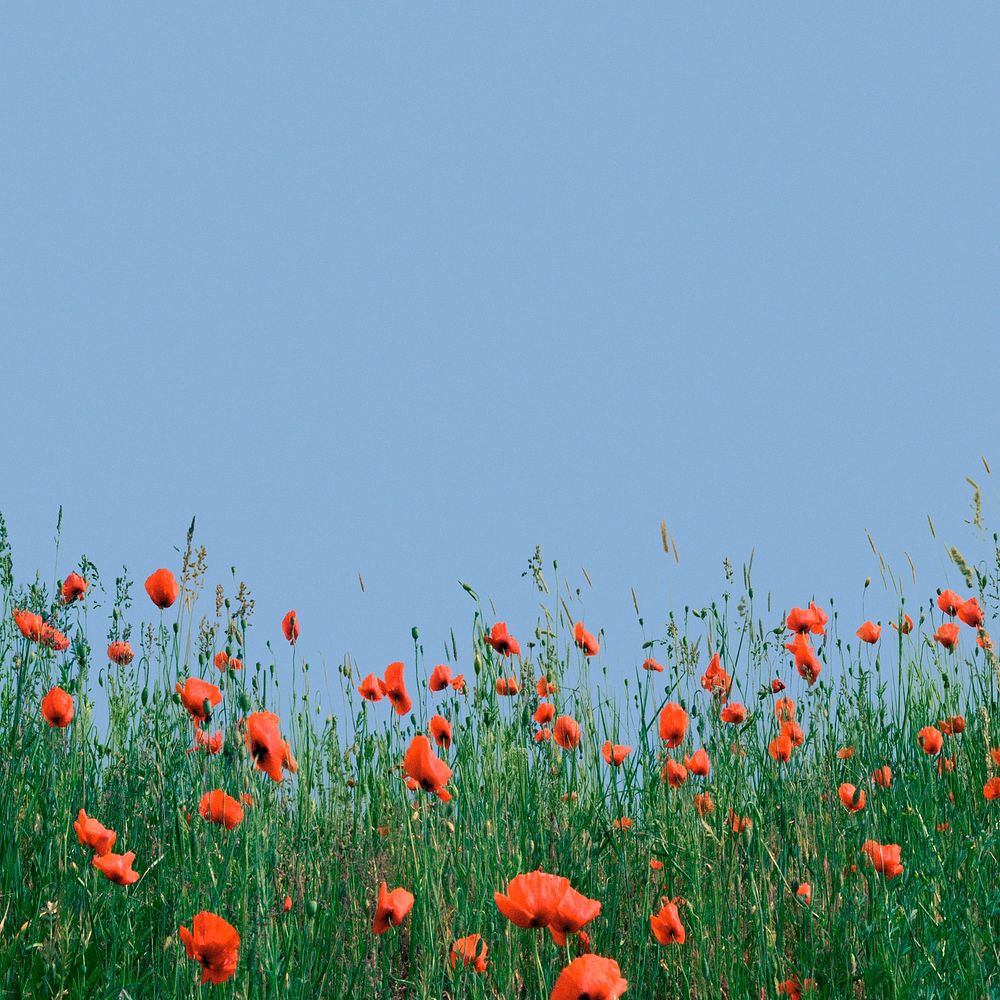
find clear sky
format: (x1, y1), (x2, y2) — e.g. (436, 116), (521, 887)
(2, 6), (998, 697)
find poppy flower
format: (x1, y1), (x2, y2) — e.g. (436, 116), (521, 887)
(836, 746), (855, 759)
(918, 725), (944, 756)
(778, 976), (815, 999)
(383, 661), (412, 715)
(283, 896), (293, 913)
(728, 809), (751, 833)
(769, 733), (793, 763)
(937, 589), (962, 616)
(573, 622), (599, 657)
(785, 633), (822, 684)
(92, 851), (139, 885)
(178, 911), (241, 984)
(548, 887), (602, 946)
(978, 630), (994, 651)
(176, 677), (222, 723)
(990, 748), (1000, 767)
(662, 759), (687, 787)
(429, 664), (453, 691)
(537, 676), (557, 696)
(550, 954), (628, 1000)
(936, 754), (956, 775)
(771, 678), (786, 693)
(496, 677), (520, 696)
(429, 715), (452, 749)
(786, 602), (827, 635)
(612, 817), (633, 830)
(372, 881), (414, 935)
(838, 783), (866, 812)
(74, 809), (117, 855)
(554, 715), (582, 751)
(280, 609), (299, 645)
(642, 657), (664, 672)
(145, 568), (179, 609)
(534, 702), (556, 725)
(601, 742), (632, 767)
(404, 734), (453, 801)
(693, 791), (715, 816)
(245, 711), (297, 781)
(649, 859), (664, 871)
(781, 720), (805, 747)
(41, 686), (74, 728)
(891, 614), (914, 634)
(190, 726), (223, 754)
(683, 748), (710, 777)
(873, 765), (892, 787)
(107, 641), (134, 666)
(720, 703), (747, 725)
(198, 790), (245, 830)
(937, 715), (966, 736)
(795, 882), (812, 905)
(775, 697), (796, 722)
(494, 870), (569, 929)
(61, 572), (88, 603)
(861, 839), (904, 879)
(957, 597), (983, 628)
(984, 777), (1000, 800)
(650, 901), (685, 944)
(213, 651), (230, 671)
(856, 621), (881, 644)
(13, 609), (46, 642)
(44, 627), (70, 651)
(450, 673), (467, 692)
(450, 934), (488, 973)
(484, 622), (520, 657)
(535, 728), (551, 743)
(934, 623), (960, 650)
(699, 653), (731, 699)
(658, 703), (688, 748)
(358, 673), (386, 702)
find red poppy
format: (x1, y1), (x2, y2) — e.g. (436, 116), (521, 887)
(693, 791), (715, 816)
(548, 887), (602, 946)
(534, 702), (556, 725)
(650, 899), (685, 944)
(190, 726), (223, 754)
(856, 621), (881, 644)
(358, 673), (386, 702)
(245, 711), (297, 781)
(957, 597), (983, 628)
(775, 697), (796, 722)
(535, 728), (551, 742)
(891, 614), (914, 634)
(383, 661), (412, 715)
(41, 686), (74, 728)
(683, 748), (710, 777)
(769, 732), (793, 763)
(145, 568), (179, 609)
(74, 809), (117, 856)
(873, 765), (892, 787)
(781, 720), (805, 747)
(992, 748), (1000, 767)
(179, 911), (241, 984)
(107, 641), (134, 666)
(175, 677), (222, 723)
(198, 790), (245, 830)
(650, 859), (664, 871)
(786, 602), (827, 635)
(658, 703), (688, 747)
(283, 896), (293, 913)
(372, 881), (415, 934)
(13, 609), (46, 641)
(213, 651), (230, 671)
(281, 610), (299, 644)
(429, 664), (453, 691)
(837, 746), (855, 759)
(494, 870), (569, 929)
(728, 809), (751, 833)
(612, 817), (633, 830)
(450, 934), (488, 973)
(554, 715), (582, 751)
(93, 850), (139, 885)
(699, 653), (731, 699)
(642, 657), (664, 672)
(771, 678), (786, 693)
(861, 839), (904, 879)
(550, 954), (628, 1000)
(778, 976), (815, 999)
(573, 622), (599, 657)
(61, 572), (88, 603)
(404, 734), (453, 801)
(937, 589), (962, 616)
(978, 630), (995, 650)
(429, 714), (452, 749)
(537, 676), (558, 696)
(484, 622), (520, 657)
(937, 715), (966, 736)
(785, 632), (822, 684)
(984, 777), (1000, 800)
(496, 676), (520, 696)
(838, 783), (866, 812)
(934, 623), (960, 650)
(601, 742), (632, 767)
(720, 703), (747, 724)
(45, 626), (70, 651)
(662, 759), (687, 787)
(918, 725), (943, 755)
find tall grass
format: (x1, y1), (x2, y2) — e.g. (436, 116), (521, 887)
(0, 510), (997, 998)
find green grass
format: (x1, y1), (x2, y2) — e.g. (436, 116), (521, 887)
(0, 512), (998, 999)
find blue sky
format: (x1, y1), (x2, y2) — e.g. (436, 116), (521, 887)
(2, 6), (998, 697)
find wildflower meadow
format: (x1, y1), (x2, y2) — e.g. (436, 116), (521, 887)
(1, 507), (999, 999)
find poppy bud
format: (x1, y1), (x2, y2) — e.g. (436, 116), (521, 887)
(411, 626), (419, 641)
(864, 577), (871, 588)
(173, 622), (179, 634)
(202, 699), (213, 721)
(141, 688), (148, 706)
(306, 901), (319, 916)
(238, 691), (252, 712)
(473, 653), (482, 675)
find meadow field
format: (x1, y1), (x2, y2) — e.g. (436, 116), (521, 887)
(0, 513), (998, 999)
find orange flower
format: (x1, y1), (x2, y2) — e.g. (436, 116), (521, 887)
(693, 791), (715, 816)
(428, 664), (453, 691)
(978, 630), (994, 651)
(496, 676), (520, 696)
(786, 602), (827, 635)
(61, 572), (88, 603)
(785, 633), (822, 684)
(612, 817), (633, 830)
(175, 677), (222, 723)
(836, 746), (854, 759)
(934, 623), (960, 650)
(936, 589), (962, 616)
(728, 809), (751, 833)
(957, 597), (983, 628)
(781, 720), (805, 747)
(573, 622), (599, 657)
(550, 954), (628, 1000)
(13, 609), (46, 641)
(537, 676), (558, 696)
(548, 887), (602, 946)
(699, 652), (731, 699)
(918, 725), (943, 756)
(245, 711), (297, 781)
(778, 975), (815, 999)
(891, 614), (914, 634)
(795, 882), (811, 905)
(494, 870), (569, 929)
(683, 748), (710, 777)
(372, 881), (414, 934)
(484, 622), (520, 657)
(450, 933), (488, 973)
(358, 673), (386, 702)
(74, 809), (117, 856)
(198, 790), (245, 830)
(93, 850), (139, 885)
(178, 911), (241, 984)
(775, 697), (796, 722)
(383, 661), (412, 715)
(41, 686), (74, 728)
(283, 896), (293, 913)
(145, 568), (179, 609)
(872, 765), (892, 787)
(536, 728), (551, 742)
(190, 726), (223, 754)
(404, 734), (453, 800)
(650, 900), (685, 944)
(861, 839), (904, 879)
(642, 657), (664, 672)
(554, 715), (582, 751)
(107, 641), (134, 666)
(937, 715), (966, 736)
(983, 777), (1000, 800)
(429, 714), (452, 749)
(534, 702), (556, 725)
(768, 733), (793, 763)
(990, 748), (1000, 767)
(838, 783), (866, 812)
(601, 742), (632, 767)
(649, 859), (664, 871)
(720, 703), (747, 724)
(856, 621), (881, 644)
(771, 678), (786, 693)
(658, 703), (688, 747)
(662, 759), (687, 787)
(213, 651), (230, 671)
